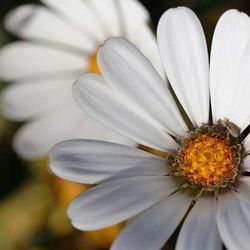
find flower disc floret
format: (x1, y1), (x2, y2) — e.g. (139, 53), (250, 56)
(171, 121), (243, 191)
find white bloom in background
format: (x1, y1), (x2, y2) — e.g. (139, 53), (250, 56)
(0, 0), (162, 160)
(50, 7), (250, 250)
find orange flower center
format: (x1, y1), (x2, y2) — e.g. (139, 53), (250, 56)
(171, 122), (242, 191)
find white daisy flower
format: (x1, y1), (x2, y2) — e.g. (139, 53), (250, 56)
(0, 0), (163, 160)
(50, 7), (250, 250)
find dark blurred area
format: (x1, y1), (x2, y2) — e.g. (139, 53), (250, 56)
(0, 0), (250, 249)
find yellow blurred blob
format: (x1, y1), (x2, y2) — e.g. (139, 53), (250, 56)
(88, 54), (100, 74)
(83, 224), (123, 249)
(52, 177), (87, 206)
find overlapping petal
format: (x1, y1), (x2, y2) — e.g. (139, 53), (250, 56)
(176, 197), (221, 250)
(50, 140), (164, 184)
(73, 73), (178, 151)
(68, 176), (177, 230)
(217, 191), (250, 250)
(98, 38), (186, 136)
(111, 192), (190, 250)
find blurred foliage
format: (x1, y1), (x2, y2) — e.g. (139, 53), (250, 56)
(0, 0), (249, 249)
(0, 181), (53, 250)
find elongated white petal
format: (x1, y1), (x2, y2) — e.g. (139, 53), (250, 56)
(98, 38), (186, 136)
(157, 7), (209, 127)
(243, 155), (250, 171)
(176, 197), (221, 250)
(0, 42), (84, 81)
(111, 192), (190, 250)
(116, 0), (149, 38)
(103, 158), (168, 183)
(210, 10), (250, 123)
(4, 5), (95, 52)
(68, 176), (177, 230)
(217, 191), (250, 250)
(95, 0), (163, 77)
(50, 140), (164, 184)
(238, 177), (250, 202)
(0, 77), (74, 121)
(102, 129), (137, 147)
(88, 0), (121, 36)
(130, 26), (165, 77)
(73, 74), (178, 151)
(244, 135), (250, 152)
(224, 40), (250, 130)
(41, 0), (105, 41)
(13, 108), (83, 160)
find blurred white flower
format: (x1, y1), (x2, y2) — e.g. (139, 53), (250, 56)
(50, 7), (250, 250)
(0, 0), (162, 160)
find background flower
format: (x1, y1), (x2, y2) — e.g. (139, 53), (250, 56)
(0, 0), (163, 160)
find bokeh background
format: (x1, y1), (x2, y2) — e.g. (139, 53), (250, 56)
(0, 0), (249, 249)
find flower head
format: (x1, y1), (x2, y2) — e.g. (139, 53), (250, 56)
(0, 0), (162, 160)
(50, 7), (250, 250)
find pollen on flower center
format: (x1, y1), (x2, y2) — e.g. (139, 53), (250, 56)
(171, 121), (243, 191)
(88, 53), (100, 74)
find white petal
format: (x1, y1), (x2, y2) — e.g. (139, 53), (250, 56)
(224, 40), (250, 130)
(210, 10), (250, 124)
(90, 0), (164, 77)
(101, 129), (136, 147)
(41, 0), (106, 41)
(89, 0), (149, 38)
(217, 191), (250, 250)
(50, 139), (165, 184)
(176, 197), (222, 250)
(243, 155), (250, 171)
(238, 176), (250, 202)
(157, 7), (209, 127)
(111, 192), (191, 250)
(103, 158), (168, 182)
(98, 38), (186, 136)
(0, 77), (74, 121)
(72, 115), (137, 148)
(4, 5), (95, 52)
(73, 73), (178, 151)
(130, 26), (165, 78)
(12, 98), (136, 160)
(13, 108), (83, 160)
(244, 135), (250, 152)
(0, 42), (84, 81)
(69, 176), (177, 230)
(116, 0), (149, 38)
(87, 0), (121, 36)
